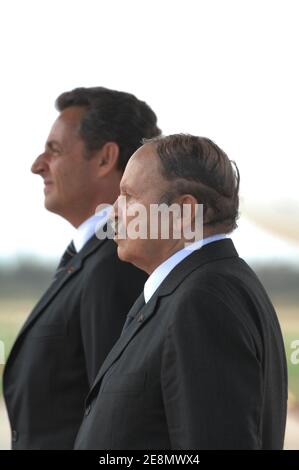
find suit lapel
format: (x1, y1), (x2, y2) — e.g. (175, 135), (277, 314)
(87, 293), (159, 401)
(87, 238), (239, 401)
(17, 266), (80, 337)
(8, 236), (108, 355)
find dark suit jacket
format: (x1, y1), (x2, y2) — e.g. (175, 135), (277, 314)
(74, 239), (288, 450)
(3, 236), (147, 449)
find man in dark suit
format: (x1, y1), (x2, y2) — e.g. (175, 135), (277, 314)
(75, 134), (288, 450)
(3, 87), (160, 449)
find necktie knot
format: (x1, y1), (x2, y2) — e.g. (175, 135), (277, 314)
(55, 241), (77, 274)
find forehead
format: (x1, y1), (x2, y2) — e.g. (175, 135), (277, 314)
(121, 144), (164, 194)
(47, 106), (86, 143)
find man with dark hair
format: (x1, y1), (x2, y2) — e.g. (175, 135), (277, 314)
(3, 87), (160, 449)
(55, 87), (160, 172)
(75, 134), (287, 450)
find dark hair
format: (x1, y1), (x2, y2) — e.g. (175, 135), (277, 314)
(55, 86), (161, 171)
(144, 134), (240, 233)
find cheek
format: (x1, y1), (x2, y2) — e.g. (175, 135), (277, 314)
(55, 168), (82, 197)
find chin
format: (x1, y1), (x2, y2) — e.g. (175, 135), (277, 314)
(44, 196), (60, 215)
(117, 244), (145, 272)
(116, 243), (134, 263)
(116, 243), (129, 262)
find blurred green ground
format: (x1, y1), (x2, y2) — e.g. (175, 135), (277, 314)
(0, 298), (298, 449)
(1, 298), (298, 405)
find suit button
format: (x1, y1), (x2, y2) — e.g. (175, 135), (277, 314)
(12, 430), (18, 442)
(85, 404), (91, 416)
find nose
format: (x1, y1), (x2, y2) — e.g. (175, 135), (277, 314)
(31, 152), (47, 175)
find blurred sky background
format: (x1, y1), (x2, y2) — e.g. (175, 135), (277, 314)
(0, 0), (298, 266)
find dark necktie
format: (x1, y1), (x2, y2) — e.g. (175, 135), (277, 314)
(121, 292), (145, 336)
(55, 241), (77, 276)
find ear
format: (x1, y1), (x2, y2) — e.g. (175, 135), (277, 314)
(95, 142), (120, 177)
(177, 194), (199, 221)
(173, 194), (202, 241)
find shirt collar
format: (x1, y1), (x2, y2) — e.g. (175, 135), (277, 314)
(73, 207), (110, 253)
(144, 234), (227, 303)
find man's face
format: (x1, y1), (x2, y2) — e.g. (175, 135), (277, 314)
(114, 144), (182, 274)
(31, 106), (100, 226)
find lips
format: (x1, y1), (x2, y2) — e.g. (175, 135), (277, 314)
(43, 180), (53, 193)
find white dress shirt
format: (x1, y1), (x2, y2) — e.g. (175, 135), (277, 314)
(73, 208), (110, 253)
(144, 234), (227, 303)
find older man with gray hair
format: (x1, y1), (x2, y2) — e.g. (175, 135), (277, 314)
(75, 134), (287, 450)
